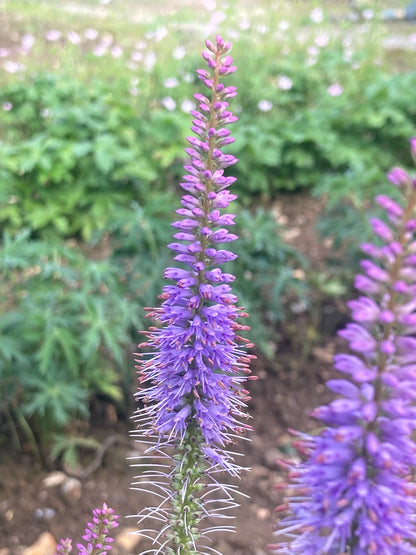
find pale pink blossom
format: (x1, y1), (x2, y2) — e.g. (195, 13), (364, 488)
(161, 96), (176, 111)
(0, 48), (9, 58)
(278, 75), (293, 90)
(315, 32), (329, 48)
(172, 45), (186, 60)
(258, 99), (273, 112)
(93, 43), (107, 57)
(84, 28), (98, 41)
(2, 101), (12, 111)
(327, 82), (343, 97)
(111, 45), (123, 58)
(144, 51), (156, 71)
(203, 0), (216, 10)
(131, 50), (143, 62)
(45, 30), (61, 41)
(164, 77), (178, 88)
(21, 34), (35, 50)
(181, 99), (196, 113)
(310, 7), (324, 23)
(4, 61), (23, 73)
(67, 31), (82, 45)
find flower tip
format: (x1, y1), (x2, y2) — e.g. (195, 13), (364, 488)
(410, 137), (416, 159)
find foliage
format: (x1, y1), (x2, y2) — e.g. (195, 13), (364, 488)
(230, 207), (308, 356)
(0, 230), (139, 450)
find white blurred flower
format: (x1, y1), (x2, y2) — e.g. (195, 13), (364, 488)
(256, 24), (269, 35)
(172, 45), (186, 60)
(164, 77), (178, 88)
(203, 0), (216, 10)
(278, 20), (290, 31)
(258, 99), (273, 112)
(315, 32), (329, 48)
(4, 61), (23, 73)
(45, 30), (61, 41)
(99, 0), (111, 4)
(129, 86), (139, 96)
(306, 57), (317, 67)
(111, 45), (123, 58)
(93, 43), (107, 57)
(101, 34), (113, 47)
(277, 75), (293, 90)
(144, 51), (156, 71)
(0, 48), (9, 57)
(162, 96), (176, 111)
(228, 29), (239, 40)
(181, 99), (196, 113)
(21, 33), (35, 50)
(410, 33), (416, 44)
(2, 101), (12, 111)
(182, 72), (193, 83)
(67, 31), (82, 44)
(307, 45), (319, 57)
(131, 77), (140, 86)
(362, 9), (374, 20)
(239, 18), (250, 30)
(327, 82), (343, 97)
(310, 7), (323, 23)
(135, 40), (147, 50)
(154, 27), (167, 42)
(131, 50), (143, 62)
(210, 11), (226, 25)
(41, 108), (50, 118)
(84, 28), (98, 40)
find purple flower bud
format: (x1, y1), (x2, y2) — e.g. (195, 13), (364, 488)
(387, 166), (411, 187)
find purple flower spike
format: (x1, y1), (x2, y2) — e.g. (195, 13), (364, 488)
(274, 142), (416, 554)
(55, 505), (118, 555)
(76, 504), (119, 555)
(132, 36), (255, 554)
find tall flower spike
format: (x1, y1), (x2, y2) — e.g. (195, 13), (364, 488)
(274, 139), (416, 554)
(131, 36), (255, 555)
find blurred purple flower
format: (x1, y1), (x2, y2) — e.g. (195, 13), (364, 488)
(274, 139), (416, 554)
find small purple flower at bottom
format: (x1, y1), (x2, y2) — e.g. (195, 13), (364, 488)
(274, 139), (416, 554)
(55, 504), (118, 555)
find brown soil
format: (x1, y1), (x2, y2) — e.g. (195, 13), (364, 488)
(0, 194), (343, 554)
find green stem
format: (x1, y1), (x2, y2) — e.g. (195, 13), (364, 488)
(169, 425), (206, 555)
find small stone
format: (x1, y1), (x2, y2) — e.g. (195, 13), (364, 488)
(42, 471), (66, 488)
(113, 527), (142, 553)
(21, 532), (56, 555)
(60, 477), (82, 503)
(256, 507), (271, 520)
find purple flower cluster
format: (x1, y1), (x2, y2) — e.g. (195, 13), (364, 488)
(275, 141), (416, 554)
(135, 35), (254, 472)
(55, 504), (119, 555)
